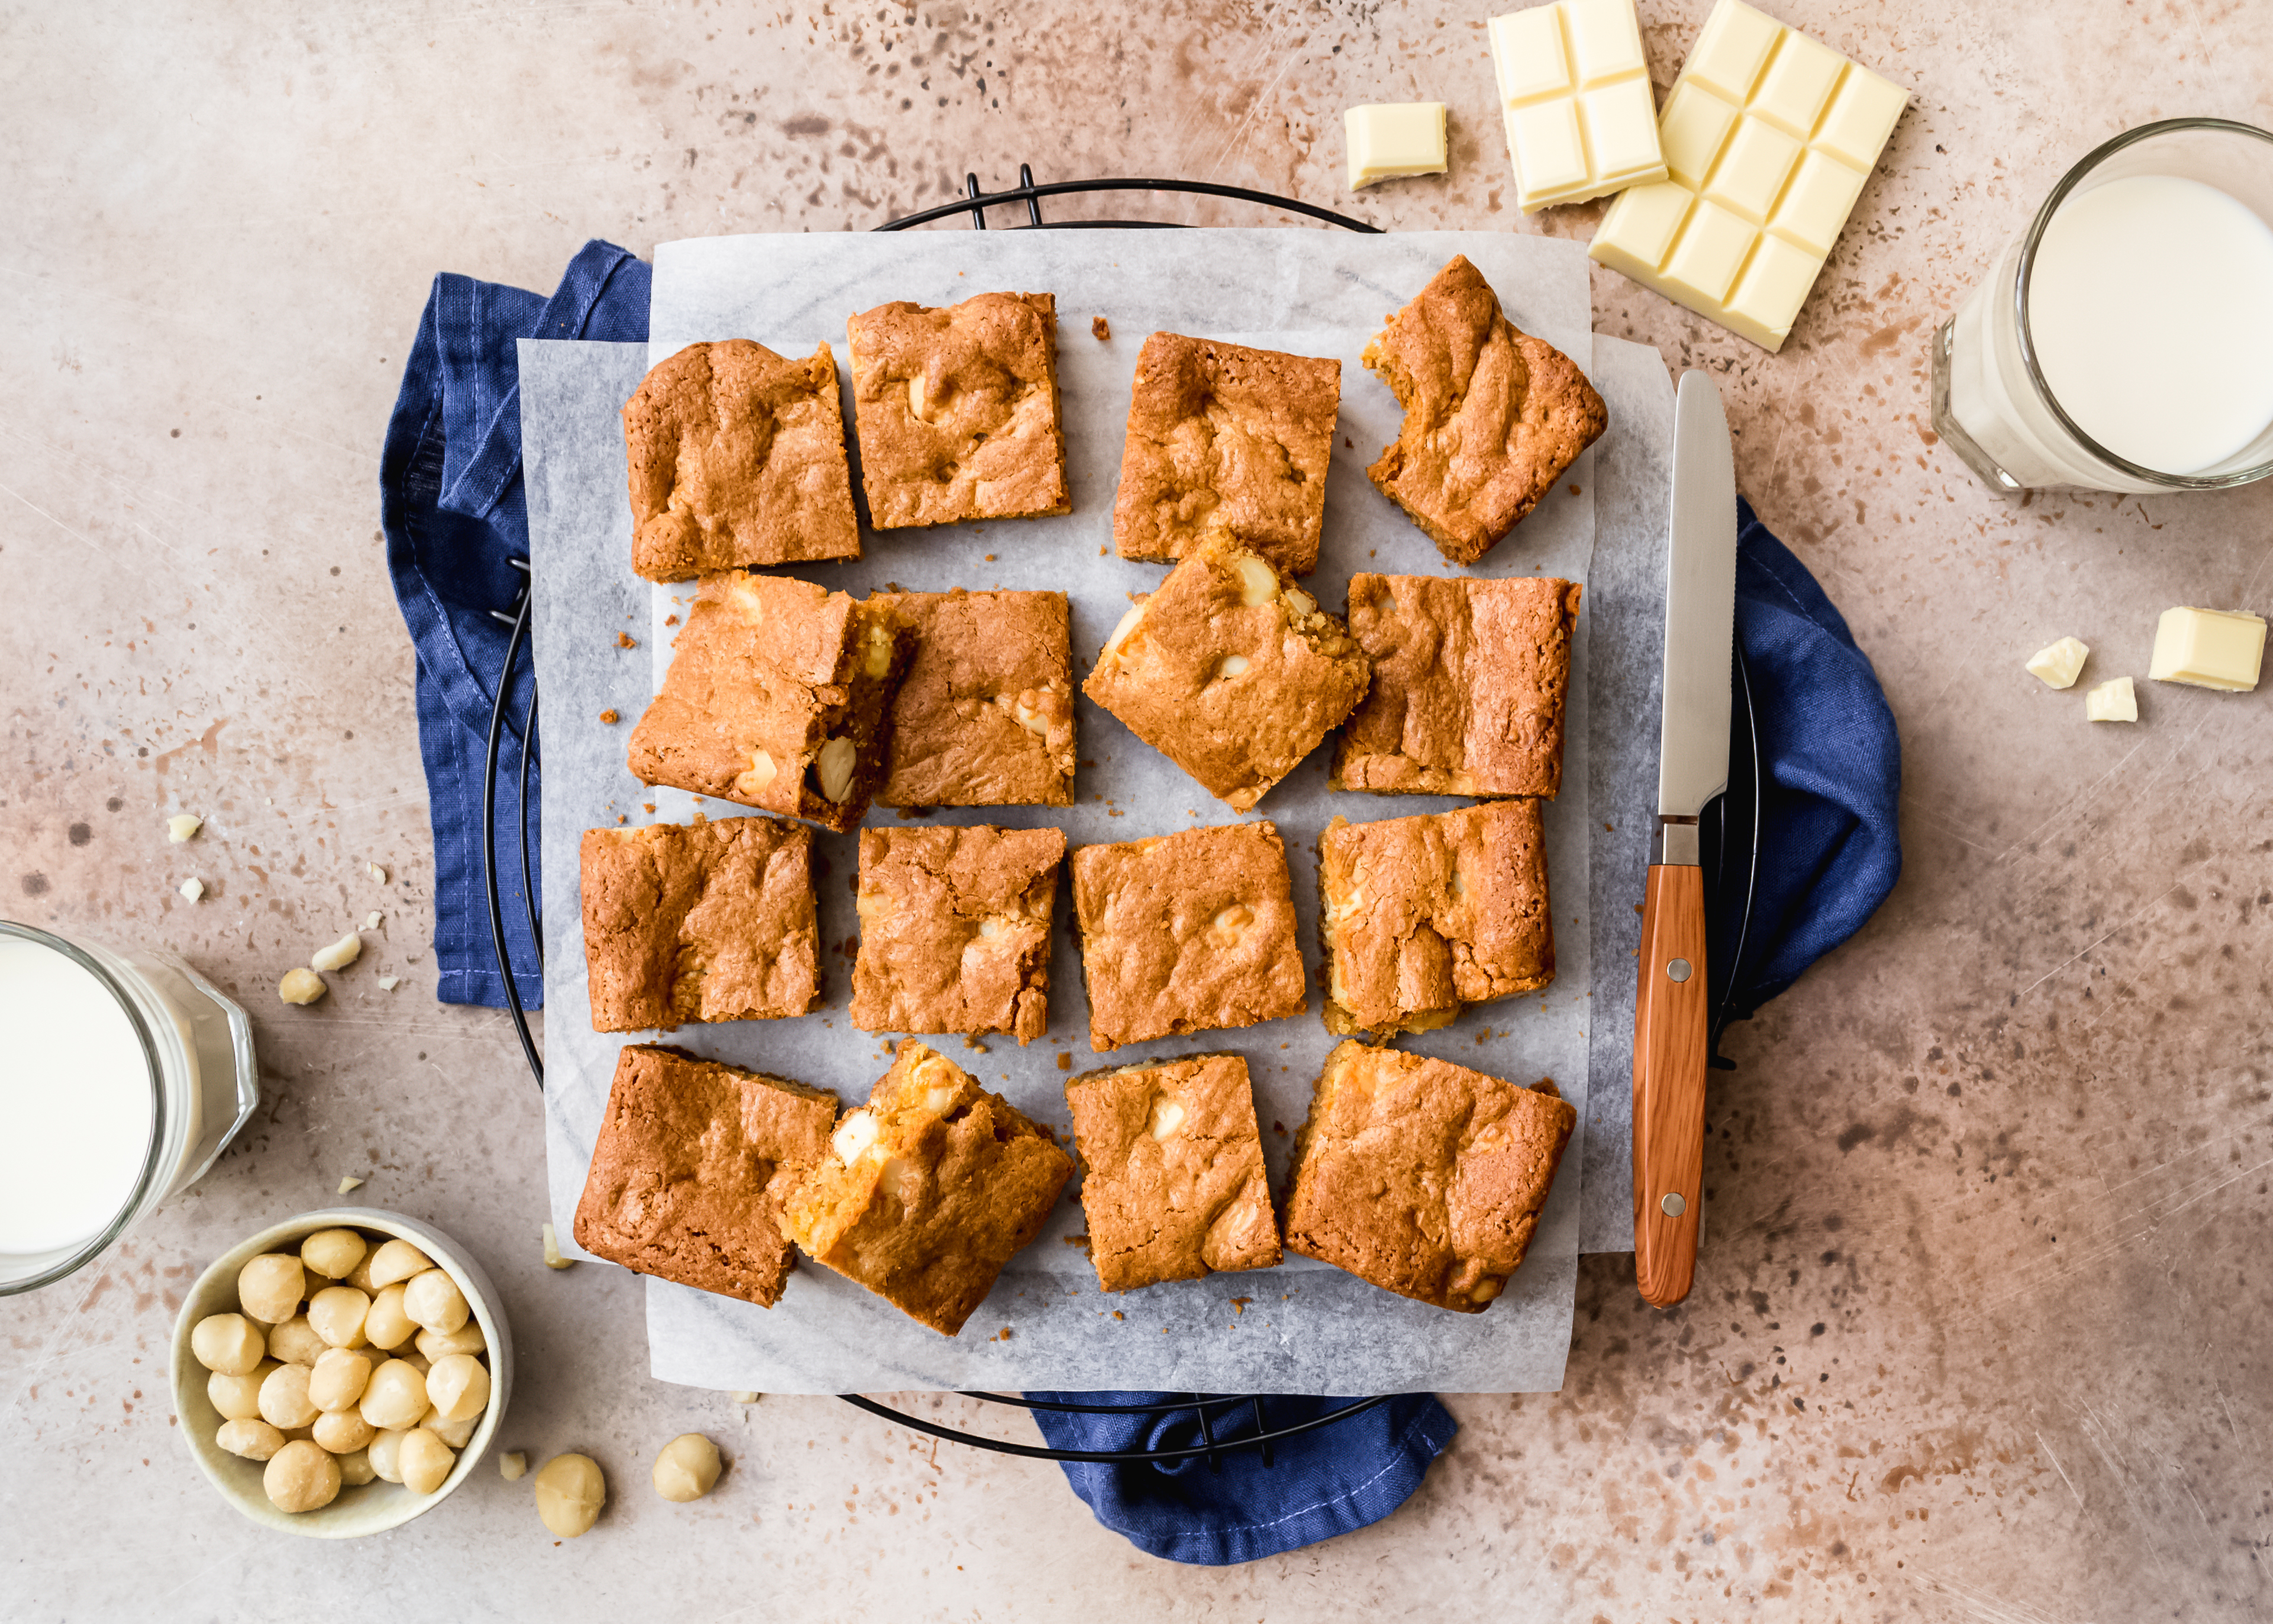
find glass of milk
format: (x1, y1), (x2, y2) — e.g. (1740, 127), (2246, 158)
(1933, 118), (2273, 492)
(0, 922), (259, 1295)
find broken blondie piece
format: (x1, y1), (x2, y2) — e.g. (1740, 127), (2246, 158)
(870, 589), (1076, 808)
(851, 824), (1065, 1045)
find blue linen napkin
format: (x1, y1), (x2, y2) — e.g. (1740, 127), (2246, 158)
(379, 240), (651, 1007)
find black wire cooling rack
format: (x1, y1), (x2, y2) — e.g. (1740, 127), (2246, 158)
(479, 166), (1763, 1468)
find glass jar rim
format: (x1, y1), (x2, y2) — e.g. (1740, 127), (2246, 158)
(2014, 117), (2273, 490)
(0, 921), (170, 1296)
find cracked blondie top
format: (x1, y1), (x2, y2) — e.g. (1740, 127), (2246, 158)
(1070, 821), (1308, 1052)
(626, 572), (911, 834)
(1065, 1052), (1281, 1293)
(623, 339), (861, 581)
(1363, 254), (1607, 565)
(851, 824), (1065, 1045)
(573, 1043), (839, 1310)
(1282, 1041), (1575, 1313)
(1112, 332), (1342, 575)
(846, 291), (1070, 529)
(1319, 801), (1554, 1038)
(580, 813), (819, 1033)
(870, 589), (1075, 808)
(1083, 529), (1372, 813)
(1332, 572), (1579, 799)
(780, 1040), (1074, 1336)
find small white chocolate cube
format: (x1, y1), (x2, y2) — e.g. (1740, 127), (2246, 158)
(2148, 607), (2266, 692)
(1345, 102), (1448, 189)
(2024, 636), (2091, 690)
(2084, 677), (2137, 723)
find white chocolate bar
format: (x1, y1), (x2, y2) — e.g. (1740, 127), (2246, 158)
(1488, 0), (1666, 212)
(1588, 0), (1907, 350)
(2148, 606), (2266, 691)
(1346, 102), (1449, 189)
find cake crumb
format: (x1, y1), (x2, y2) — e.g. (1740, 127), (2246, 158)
(599, 708), (620, 724)
(1056, 1052), (1073, 1072)
(665, 613), (680, 626)
(1092, 316), (1111, 340)
(1230, 1297), (1252, 1315)
(1111, 1310), (1124, 1321)
(992, 1326), (1013, 1342)
(616, 631), (637, 648)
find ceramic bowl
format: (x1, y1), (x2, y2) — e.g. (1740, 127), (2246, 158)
(170, 1207), (513, 1538)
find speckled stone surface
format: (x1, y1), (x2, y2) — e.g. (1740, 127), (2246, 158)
(4, 2), (2272, 1617)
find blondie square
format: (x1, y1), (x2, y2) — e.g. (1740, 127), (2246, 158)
(1363, 254), (1607, 564)
(1070, 821), (1308, 1052)
(1065, 1052), (1282, 1293)
(1112, 332), (1342, 575)
(1332, 573), (1580, 798)
(1083, 529), (1372, 812)
(573, 1043), (839, 1309)
(623, 339), (860, 581)
(851, 824), (1066, 1045)
(626, 572), (911, 834)
(780, 1040), (1074, 1336)
(870, 589), (1076, 807)
(1319, 801), (1554, 1037)
(580, 813), (819, 1032)
(1282, 1041), (1576, 1312)
(846, 291), (1069, 529)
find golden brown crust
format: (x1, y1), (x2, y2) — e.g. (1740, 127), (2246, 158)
(846, 292), (1069, 529)
(850, 824), (1065, 1045)
(1065, 1052), (1281, 1293)
(1112, 333), (1342, 575)
(1070, 822), (1308, 1052)
(579, 814), (819, 1032)
(870, 589), (1076, 808)
(1362, 254), (1606, 565)
(1331, 573), (1579, 798)
(780, 1040), (1074, 1336)
(573, 1044), (839, 1309)
(1082, 530), (1372, 812)
(1318, 802), (1553, 1037)
(1281, 1042), (1575, 1312)
(623, 340), (860, 581)
(626, 573), (911, 833)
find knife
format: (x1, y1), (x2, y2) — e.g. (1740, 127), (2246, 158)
(1632, 369), (1737, 1310)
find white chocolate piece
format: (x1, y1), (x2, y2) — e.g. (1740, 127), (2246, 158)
(278, 968), (327, 1005)
(312, 1408), (377, 1454)
(300, 1227), (368, 1280)
(376, 975), (401, 992)
(428, 1410), (480, 1449)
(402, 1268), (470, 1336)
(2026, 636), (2091, 689)
(533, 1454), (607, 1538)
(179, 877), (205, 902)
(167, 813), (203, 842)
(337, 1176), (365, 1196)
(367, 1238), (433, 1290)
(416, 1320), (486, 1359)
(216, 1418), (287, 1462)
(368, 1428), (410, 1483)
(307, 1285), (370, 1349)
(542, 1222), (575, 1270)
(190, 1313), (266, 1377)
(368, 863), (388, 885)
(2149, 606), (2266, 691)
(500, 1451), (528, 1481)
(237, 1254), (305, 1326)
(1345, 102), (1448, 189)
(1488, 0), (1665, 211)
(257, 1361), (321, 1430)
(267, 1316), (328, 1367)
(362, 910), (382, 931)
(308, 1346), (373, 1413)
(336, 1446), (377, 1487)
(1590, 0), (1907, 351)
(2085, 676), (2139, 722)
(398, 1427), (455, 1496)
(310, 932), (362, 973)
(425, 1353), (491, 1424)
(652, 1433), (723, 1503)
(357, 1358), (430, 1430)
(208, 1361), (278, 1422)
(265, 1439), (342, 1513)
(731, 1393), (760, 1404)
(365, 1283), (418, 1351)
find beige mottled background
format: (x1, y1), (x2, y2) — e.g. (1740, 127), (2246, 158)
(4, 2), (2271, 1618)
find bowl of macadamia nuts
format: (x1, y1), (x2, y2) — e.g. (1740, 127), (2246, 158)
(169, 1209), (512, 1537)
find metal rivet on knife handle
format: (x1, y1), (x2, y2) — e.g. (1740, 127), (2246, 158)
(1666, 958), (1692, 982)
(1661, 1193), (1686, 1217)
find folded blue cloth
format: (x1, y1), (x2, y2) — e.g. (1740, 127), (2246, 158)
(379, 240), (651, 1007)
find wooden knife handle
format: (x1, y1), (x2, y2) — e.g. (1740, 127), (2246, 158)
(1632, 861), (1709, 1308)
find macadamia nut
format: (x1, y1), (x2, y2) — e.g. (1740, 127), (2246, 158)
(402, 1268), (470, 1336)
(308, 1346), (373, 1413)
(265, 1439), (342, 1513)
(216, 1418), (287, 1461)
(428, 1411), (479, 1449)
(344, 1249), (381, 1295)
(278, 968), (326, 1005)
(424, 1353), (491, 1424)
(500, 1451), (527, 1481)
(237, 1254), (306, 1325)
(415, 1321), (485, 1359)
(357, 1358), (428, 1430)
(398, 1427), (455, 1496)
(652, 1433), (722, 1503)
(533, 1454), (606, 1538)
(367, 1238), (432, 1290)
(307, 1285), (370, 1349)
(208, 1361), (278, 1423)
(267, 1316), (328, 1367)
(312, 1409), (376, 1454)
(258, 1361), (321, 1430)
(300, 1227), (367, 1280)
(190, 1313), (266, 1377)
(336, 1446), (376, 1487)
(365, 1282), (417, 1351)
(368, 1428), (410, 1483)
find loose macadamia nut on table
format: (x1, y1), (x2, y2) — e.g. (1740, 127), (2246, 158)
(424, 1353), (490, 1424)
(258, 1362), (321, 1430)
(209, 1360), (278, 1422)
(307, 1284), (370, 1349)
(237, 1254), (306, 1325)
(533, 1454), (607, 1538)
(365, 1283), (417, 1351)
(265, 1439), (343, 1513)
(336, 1446), (376, 1487)
(299, 1227), (367, 1280)
(190, 1313), (266, 1377)
(217, 1418), (288, 1462)
(312, 1409), (376, 1454)
(652, 1434), (723, 1503)
(367, 1238), (432, 1290)
(358, 1358), (428, 1430)
(267, 1316), (328, 1367)
(402, 1268), (470, 1336)
(415, 1320), (485, 1359)
(308, 1346), (373, 1413)
(398, 1427), (455, 1495)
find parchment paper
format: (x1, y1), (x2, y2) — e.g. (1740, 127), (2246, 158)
(527, 230), (1629, 1392)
